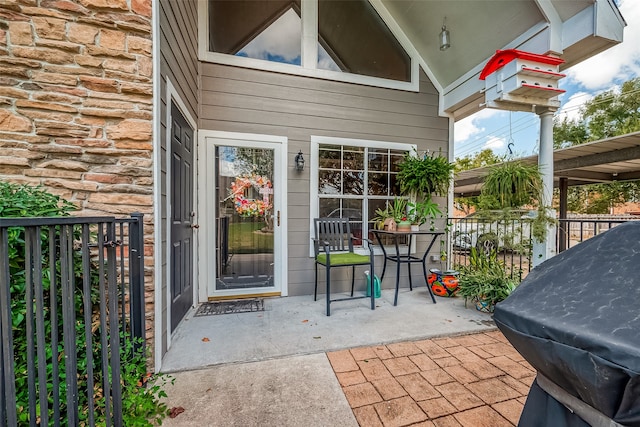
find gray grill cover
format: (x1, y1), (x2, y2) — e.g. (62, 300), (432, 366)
(493, 221), (640, 426)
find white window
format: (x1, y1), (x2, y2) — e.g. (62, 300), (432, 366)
(199, 0), (419, 91)
(310, 136), (415, 254)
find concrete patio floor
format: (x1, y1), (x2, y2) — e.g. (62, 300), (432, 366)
(160, 289), (533, 426)
(160, 287), (496, 372)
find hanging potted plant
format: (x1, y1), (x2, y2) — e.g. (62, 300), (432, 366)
(479, 160), (555, 242)
(397, 149), (454, 229)
(397, 150), (454, 199)
(481, 161), (542, 209)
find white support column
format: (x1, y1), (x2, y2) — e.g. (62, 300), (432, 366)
(538, 108), (555, 207)
(533, 107), (556, 267)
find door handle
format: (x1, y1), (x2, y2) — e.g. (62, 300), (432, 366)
(190, 211), (198, 229)
(191, 223), (199, 229)
(277, 210), (280, 227)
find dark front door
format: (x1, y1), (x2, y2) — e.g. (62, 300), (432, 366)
(170, 102), (194, 331)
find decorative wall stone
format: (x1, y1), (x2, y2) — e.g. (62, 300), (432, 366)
(0, 108), (32, 131)
(8, 21), (33, 45)
(0, 0), (156, 364)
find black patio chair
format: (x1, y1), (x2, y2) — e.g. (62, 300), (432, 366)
(313, 217), (375, 316)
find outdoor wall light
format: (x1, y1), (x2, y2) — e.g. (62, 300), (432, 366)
(439, 18), (450, 51)
(294, 150), (305, 171)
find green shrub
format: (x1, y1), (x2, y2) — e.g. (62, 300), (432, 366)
(1, 182), (169, 426)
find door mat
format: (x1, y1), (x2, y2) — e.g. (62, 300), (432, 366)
(194, 298), (265, 316)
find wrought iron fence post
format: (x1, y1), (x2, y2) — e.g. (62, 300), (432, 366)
(129, 213), (146, 349)
(0, 225), (17, 426)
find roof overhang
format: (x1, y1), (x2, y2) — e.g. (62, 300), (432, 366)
(454, 131), (640, 197)
(378, 0), (626, 120)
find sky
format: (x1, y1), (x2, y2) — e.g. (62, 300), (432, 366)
(454, 0), (640, 160)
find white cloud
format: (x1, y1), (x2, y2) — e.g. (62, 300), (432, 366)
(454, 108), (503, 142)
(556, 91), (593, 122)
(239, 9), (301, 62)
(483, 136), (506, 151)
(565, 1), (640, 90)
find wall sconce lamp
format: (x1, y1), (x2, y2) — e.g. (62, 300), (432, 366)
(439, 18), (450, 51)
(294, 150), (305, 171)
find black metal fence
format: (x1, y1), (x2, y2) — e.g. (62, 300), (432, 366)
(0, 214), (145, 427)
(557, 216), (638, 252)
(449, 215), (640, 279)
(449, 215), (534, 279)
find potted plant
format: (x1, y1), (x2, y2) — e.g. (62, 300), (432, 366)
(397, 149), (454, 231)
(397, 216), (412, 232)
(407, 199), (442, 231)
(456, 247), (519, 313)
(397, 149), (455, 199)
(481, 160), (542, 209)
(479, 160), (555, 243)
(372, 197), (408, 229)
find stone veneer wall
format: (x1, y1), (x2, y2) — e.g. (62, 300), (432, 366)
(0, 0), (155, 356)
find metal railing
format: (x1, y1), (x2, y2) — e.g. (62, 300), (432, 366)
(448, 215), (533, 279)
(449, 215), (640, 278)
(557, 216), (639, 252)
(0, 214), (145, 427)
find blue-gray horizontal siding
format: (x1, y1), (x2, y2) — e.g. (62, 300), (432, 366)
(199, 62), (449, 296)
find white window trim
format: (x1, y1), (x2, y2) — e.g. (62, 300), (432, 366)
(197, 0), (420, 92)
(309, 136), (416, 258)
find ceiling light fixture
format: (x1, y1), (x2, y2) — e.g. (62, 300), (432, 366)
(439, 18), (450, 51)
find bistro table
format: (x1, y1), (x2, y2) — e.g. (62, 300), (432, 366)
(371, 229), (444, 306)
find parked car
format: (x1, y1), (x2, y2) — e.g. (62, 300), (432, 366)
(453, 210), (534, 254)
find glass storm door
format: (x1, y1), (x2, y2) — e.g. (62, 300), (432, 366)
(203, 137), (284, 297)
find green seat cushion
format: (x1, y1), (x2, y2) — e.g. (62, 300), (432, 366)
(316, 252), (370, 266)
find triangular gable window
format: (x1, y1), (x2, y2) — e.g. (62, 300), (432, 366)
(317, 0), (410, 81)
(236, 7), (302, 65)
(208, 0), (410, 82)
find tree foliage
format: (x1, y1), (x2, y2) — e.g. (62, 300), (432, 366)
(454, 149), (505, 173)
(552, 76), (640, 213)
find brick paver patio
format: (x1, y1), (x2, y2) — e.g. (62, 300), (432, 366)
(327, 330), (535, 427)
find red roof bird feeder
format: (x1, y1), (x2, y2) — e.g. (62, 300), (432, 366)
(480, 49), (566, 112)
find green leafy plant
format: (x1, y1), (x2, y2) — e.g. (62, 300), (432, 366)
(372, 197), (408, 228)
(481, 161), (542, 209)
(407, 199), (442, 228)
(120, 335), (173, 426)
(478, 162), (556, 243)
(397, 150), (454, 199)
(456, 247), (519, 311)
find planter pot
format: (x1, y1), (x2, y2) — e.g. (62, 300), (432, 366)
(410, 224), (420, 231)
(397, 221), (412, 232)
(474, 297), (495, 313)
